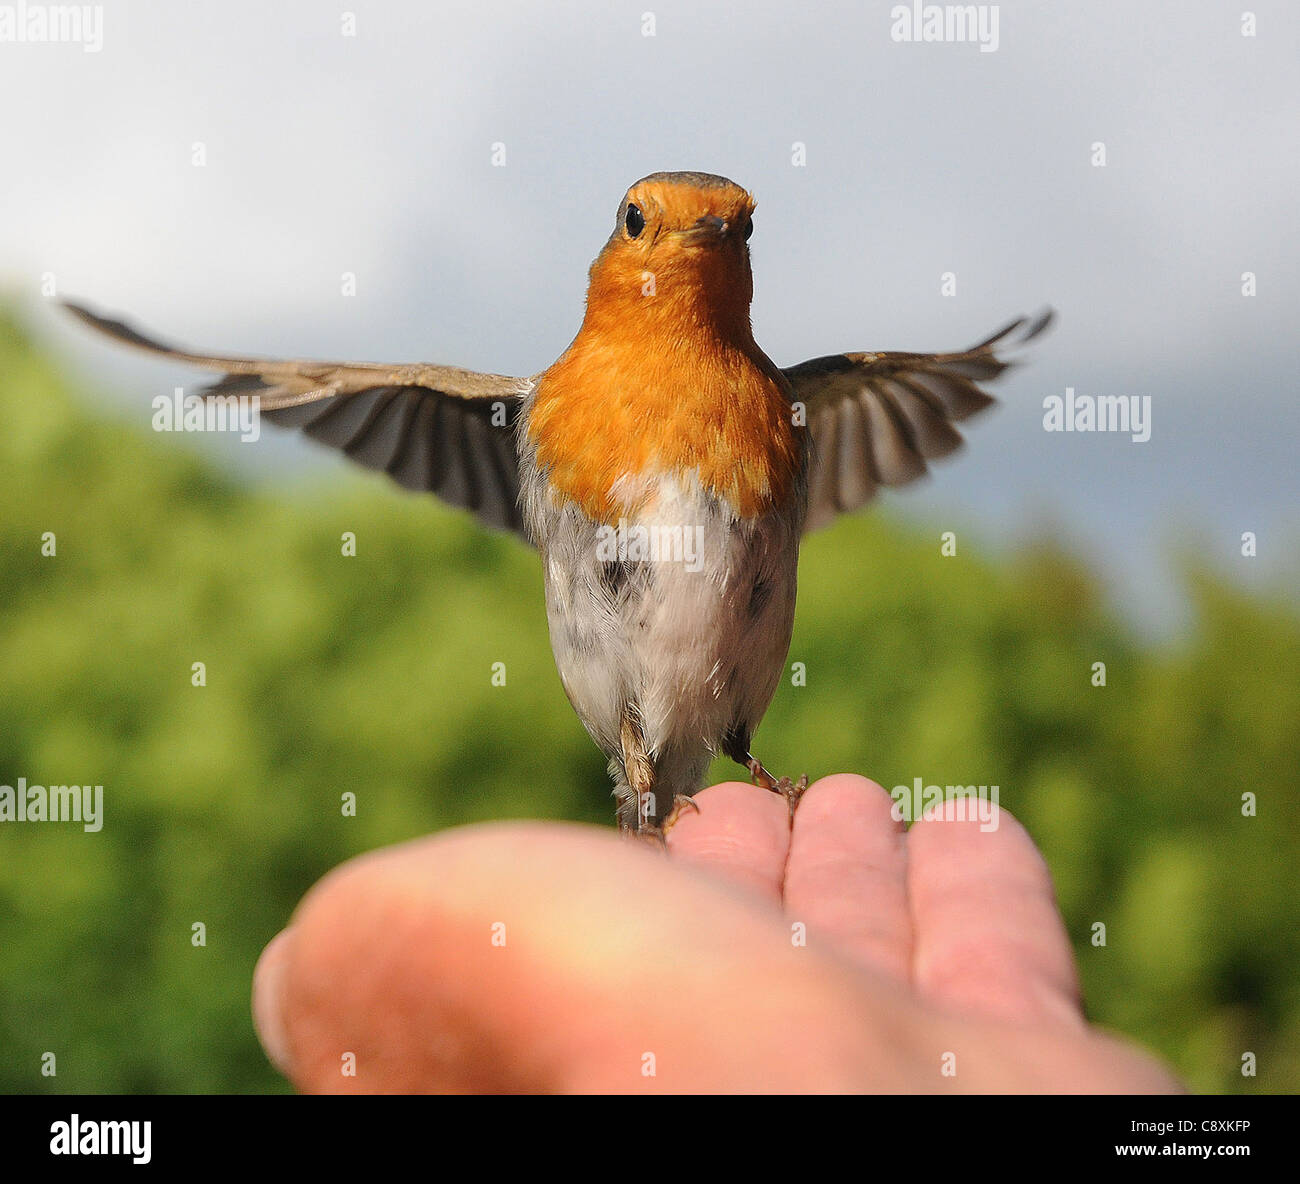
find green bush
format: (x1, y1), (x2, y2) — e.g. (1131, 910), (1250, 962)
(0, 310), (1295, 1093)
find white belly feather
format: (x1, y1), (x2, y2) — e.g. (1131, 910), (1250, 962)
(520, 451), (804, 803)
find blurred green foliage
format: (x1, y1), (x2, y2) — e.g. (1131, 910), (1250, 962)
(0, 310), (1296, 1094)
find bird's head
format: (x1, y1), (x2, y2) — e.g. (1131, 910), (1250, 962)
(532, 172), (798, 521)
(583, 172), (757, 341)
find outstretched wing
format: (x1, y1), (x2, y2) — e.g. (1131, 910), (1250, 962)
(63, 301), (533, 538)
(783, 310), (1053, 532)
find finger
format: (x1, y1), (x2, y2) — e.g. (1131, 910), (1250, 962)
(907, 799), (1083, 1027)
(253, 822), (890, 1093)
(782, 774), (913, 979)
(665, 781), (792, 905)
(252, 929), (293, 1073)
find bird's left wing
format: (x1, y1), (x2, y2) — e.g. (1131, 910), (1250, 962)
(783, 309), (1053, 532)
(63, 301), (534, 538)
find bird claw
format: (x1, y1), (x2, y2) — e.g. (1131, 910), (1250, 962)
(747, 759), (809, 821)
(662, 793), (700, 833)
(624, 793), (699, 849)
(775, 774), (810, 821)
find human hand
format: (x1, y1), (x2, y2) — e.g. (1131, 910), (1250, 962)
(251, 774), (1181, 1092)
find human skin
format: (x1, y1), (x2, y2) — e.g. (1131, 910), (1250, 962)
(251, 774), (1182, 1093)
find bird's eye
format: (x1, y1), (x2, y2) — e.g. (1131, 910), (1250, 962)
(625, 203), (645, 238)
(744, 217), (754, 241)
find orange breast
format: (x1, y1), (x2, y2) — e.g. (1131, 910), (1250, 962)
(528, 333), (804, 524)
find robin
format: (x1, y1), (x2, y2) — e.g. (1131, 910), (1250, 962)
(66, 171), (1050, 838)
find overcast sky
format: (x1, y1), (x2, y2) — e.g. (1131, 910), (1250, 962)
(2, 0), (1296, 633)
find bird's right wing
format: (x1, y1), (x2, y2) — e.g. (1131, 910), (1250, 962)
(64, 301), (534, 538)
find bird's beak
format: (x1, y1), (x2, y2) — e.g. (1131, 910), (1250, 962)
(678, 214), (730, 244)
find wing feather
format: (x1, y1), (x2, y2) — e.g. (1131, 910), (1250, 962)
(63, 301), (532, 538)
(786, 310), (1052, 532)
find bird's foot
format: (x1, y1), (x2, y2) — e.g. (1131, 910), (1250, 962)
(627, 794), (699, 849)
(746, 758), (809, 822)
(662, 793), (700, 834)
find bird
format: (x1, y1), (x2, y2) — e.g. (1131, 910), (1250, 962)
(64, 171), (1051, 838)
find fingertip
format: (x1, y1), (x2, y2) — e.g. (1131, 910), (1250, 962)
(795, 773), (902, 827)
(252, 928), (294, 1075)
(911, 798), (1051, 886)
(907, 797), (1081, 1026)
(784, 773), (913, 978)
(667, 781), (791, 903)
